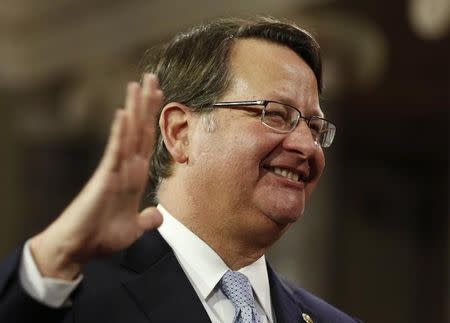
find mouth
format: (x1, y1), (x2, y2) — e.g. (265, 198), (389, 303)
(264, 166), (308, 183)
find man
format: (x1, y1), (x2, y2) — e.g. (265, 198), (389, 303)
(0, 17), (361, 322)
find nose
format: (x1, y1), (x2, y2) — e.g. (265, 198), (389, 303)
(281, 119), (319, 157)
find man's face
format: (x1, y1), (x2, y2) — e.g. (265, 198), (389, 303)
(185, 38), (325, 241)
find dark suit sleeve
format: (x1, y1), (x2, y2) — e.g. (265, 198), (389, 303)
(0, 246), (70, 323)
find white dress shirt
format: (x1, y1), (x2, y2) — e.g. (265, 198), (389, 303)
(19, 204), (275, 322)
(19, 240), (82, 308)
(157, 204), (275, 323)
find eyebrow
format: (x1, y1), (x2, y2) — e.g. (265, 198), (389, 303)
(279, 100), (324, 119)
(267, 92), (324, 118)
(306, 108), (325, 119)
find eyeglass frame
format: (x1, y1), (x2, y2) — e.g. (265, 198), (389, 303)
(211, 100), (336, 148)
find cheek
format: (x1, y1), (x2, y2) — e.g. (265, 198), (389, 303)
(190, 114), (283, 174)
(242, 122), (282, 158)
(216, 121), (279, 166)
(192, 124), (280, 197)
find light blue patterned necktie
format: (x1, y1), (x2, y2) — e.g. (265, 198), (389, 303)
(220, 270), (262, 323)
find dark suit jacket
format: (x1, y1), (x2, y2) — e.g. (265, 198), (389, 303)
(0, 231), (361, 323)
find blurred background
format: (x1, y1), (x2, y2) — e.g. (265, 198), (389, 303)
(0, 0), (448, 322)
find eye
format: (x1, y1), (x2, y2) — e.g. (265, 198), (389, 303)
(265, 109), (287, 119)
(240, 106), (263, 117)
(264, 103), (290, 126)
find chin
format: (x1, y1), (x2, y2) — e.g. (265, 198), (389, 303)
(241, 207), (299, 247)
(257, 201), (304, 227)
(255, 194), (305, 225)
(267, 209), (304, 225)
(253, 180), (308, 222)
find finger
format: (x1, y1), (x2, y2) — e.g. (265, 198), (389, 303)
(137, 207), (163, 231)
(121, 155), (148, 204)
(139, 73), (153, 128)
(100, 109), (126, 173)
(140, 74), (164, 157)
(140, 89), (163, 158)
(125, 82), (141, 156)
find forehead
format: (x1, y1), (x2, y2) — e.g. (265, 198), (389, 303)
(224, 38), (322, 117)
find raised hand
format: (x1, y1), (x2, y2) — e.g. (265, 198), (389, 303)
(29, 74), (164, 280)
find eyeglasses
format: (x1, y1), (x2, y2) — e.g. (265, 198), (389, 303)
(212, 100), (336, 148)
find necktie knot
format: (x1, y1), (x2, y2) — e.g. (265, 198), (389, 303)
(220, 270), (261, 323)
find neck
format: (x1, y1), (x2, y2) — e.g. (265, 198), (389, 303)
(180, 216), (271, 270)
(158, 183), (286, 270)
(158, 177), (288, 270)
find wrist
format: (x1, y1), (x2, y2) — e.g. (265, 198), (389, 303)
(30, 231), (82, 281)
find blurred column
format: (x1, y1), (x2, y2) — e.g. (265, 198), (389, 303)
(0, 93), (24, 255)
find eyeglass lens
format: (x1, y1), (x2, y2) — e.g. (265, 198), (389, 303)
(263, 102), (335, 147)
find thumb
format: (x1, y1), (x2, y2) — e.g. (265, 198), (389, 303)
(137, 207), (163, 231)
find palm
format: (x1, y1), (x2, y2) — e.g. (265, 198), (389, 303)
(78, 157), (150, 256)
(40, 75), (164, 266)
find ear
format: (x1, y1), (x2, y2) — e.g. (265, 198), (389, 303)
(159, 103), (191, 164)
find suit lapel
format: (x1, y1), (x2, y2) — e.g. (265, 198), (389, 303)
(268, 265), (315, 323)
(120, 231), (211, 323)
(118, 231), (320, 323)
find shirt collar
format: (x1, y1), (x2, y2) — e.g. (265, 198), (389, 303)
(156, 204), (274, 321)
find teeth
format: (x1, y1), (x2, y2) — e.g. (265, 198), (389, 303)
(272, 167), (300, 182)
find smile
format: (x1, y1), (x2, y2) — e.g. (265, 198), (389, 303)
(269, 167), (304, 182)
